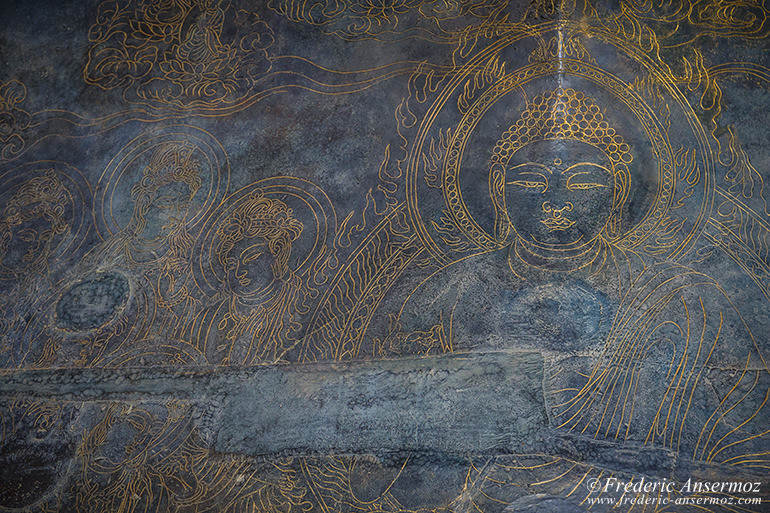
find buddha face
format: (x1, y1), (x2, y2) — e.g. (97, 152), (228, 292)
(0, 173), (68, 278)
(223, 234), (277, 298)
(504, 139), (616, 247)
(216, 195), (303, 300)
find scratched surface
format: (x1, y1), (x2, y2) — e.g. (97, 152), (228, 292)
(213, 352), (547, 456)
(0, 0), (769, 511)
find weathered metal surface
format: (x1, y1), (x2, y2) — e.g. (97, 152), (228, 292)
(1, 0), (770, 511)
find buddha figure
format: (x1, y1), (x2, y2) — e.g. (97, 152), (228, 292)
(0, 170), (69, 282)
(117, 142), (202, 265)
(74, 402), (311, 513)
(391, 89), (639, 356)
(391, 88), (769, 480)
(176, 0), (231, 67)
(73, 402), (200, 513)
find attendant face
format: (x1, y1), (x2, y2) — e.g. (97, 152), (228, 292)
(101, 409), (153, 467)
(0, 211), (57, 276)
(223, 235), (276, 297)
(504, 139), (616, 247)
(135, 181), (194, 244)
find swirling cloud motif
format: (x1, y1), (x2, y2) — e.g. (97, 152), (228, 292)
(611, 0), (770, 46)
(84, 0), (274, 110)
(268, 0), (509, 41)
(0, 80), (31, 161)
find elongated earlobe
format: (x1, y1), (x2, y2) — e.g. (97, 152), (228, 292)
(495, 214), (511, 243)
(607, 209), (621, 240)
(490, 165), (510, 243)
(270, 236), (292, 279)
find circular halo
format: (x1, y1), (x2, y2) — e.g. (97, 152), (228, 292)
(94, 125), (229, 241)
(406, 26), (712, 264)
(0, 161), (91, 279)
(193, 177), (336, 297)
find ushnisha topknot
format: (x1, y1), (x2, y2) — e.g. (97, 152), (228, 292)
(491, 88), (632, 209)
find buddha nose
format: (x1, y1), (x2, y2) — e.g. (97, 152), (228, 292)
(542, 201), (574, 217)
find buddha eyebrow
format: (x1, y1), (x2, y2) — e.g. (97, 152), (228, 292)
(507, 171), (549, 183)
(508, 162), (552, 174)
(560, 162), (612, 175)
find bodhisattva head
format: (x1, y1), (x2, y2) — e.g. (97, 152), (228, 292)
(490, 89), (632, 251)
(0, 171), (69, 279)
(215, 193), (303, 298)
(128, 143), (202, 247)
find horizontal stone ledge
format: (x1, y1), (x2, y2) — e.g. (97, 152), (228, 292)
(2, 354), (752, 477)
(0, 351), (544, 398)
(213, 351), (548, 455)
(0, 352), (550, 455)
(0, 365), (252, 400)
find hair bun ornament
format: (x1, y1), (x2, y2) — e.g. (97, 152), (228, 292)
(492, 88), (632, 170)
